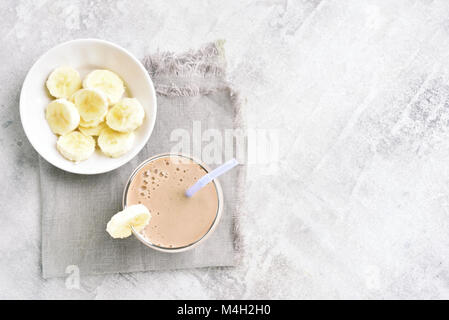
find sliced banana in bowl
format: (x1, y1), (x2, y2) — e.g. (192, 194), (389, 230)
(44, 67), (146, 163)
(73, 88), (108, 122)
(45, 99), (80, 135)
(83, 69), (125, 105)
(98, 127), (135, 158)
(79, 115), (104, 128)
(45, 68), (145, 163)
(79, 121), (106, 136)
(106, 98), (145, 133)
(46, 66), (82, 99)
(57, 131), (96, 162)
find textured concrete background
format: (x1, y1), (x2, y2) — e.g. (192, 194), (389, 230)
(2, 0), (449, 299)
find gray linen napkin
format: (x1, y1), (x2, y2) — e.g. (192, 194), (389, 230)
(40, 41), (246, 278)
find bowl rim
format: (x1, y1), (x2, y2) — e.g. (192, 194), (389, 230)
(123, 153), (224, 253)
(19, 38), (157, 175)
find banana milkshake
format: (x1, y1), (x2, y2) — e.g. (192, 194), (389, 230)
(125, 155), (220, 249)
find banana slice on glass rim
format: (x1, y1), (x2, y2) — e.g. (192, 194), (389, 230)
(83, 69), (125, 105)
(45, 99), (80, 135)
(106, 97), (145, 133)
(98, 127), (135, 158)
(46, 66), (82, 99)
(106, 204), (151, 239)
(73, 88), (108, 123)
(57, 131), (95, 162)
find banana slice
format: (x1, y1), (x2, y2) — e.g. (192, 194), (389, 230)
(69, 89), (82, 103)
(73, 88), (108, 122)
(83, 69), (125, 105)
(46, 67), (82, 99)
(79, 121), (106, 136)
(98, 127), (135, 158)
(79, 116), (104, 128)
(106, 98), (145, 133)
(57, 131), (95, 162)
(45, 99), (80, 135)
(106, 204), (151, 239)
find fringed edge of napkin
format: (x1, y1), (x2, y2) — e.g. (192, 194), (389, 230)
(143, 41), (247, 265)
(143, 40), (227, 96)
(144, 40), (226, 77)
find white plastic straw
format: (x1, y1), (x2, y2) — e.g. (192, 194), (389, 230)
(185, 158), (239, 197)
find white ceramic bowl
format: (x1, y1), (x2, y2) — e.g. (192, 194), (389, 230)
(20, 39), (157, 174)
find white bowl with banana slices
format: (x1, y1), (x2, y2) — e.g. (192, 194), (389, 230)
(20, 39), (157, 174)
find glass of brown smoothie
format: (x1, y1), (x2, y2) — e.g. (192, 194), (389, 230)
(122, 153), (223, 252)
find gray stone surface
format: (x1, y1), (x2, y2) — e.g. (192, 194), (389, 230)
(1, 0), (449, 299)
